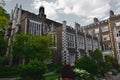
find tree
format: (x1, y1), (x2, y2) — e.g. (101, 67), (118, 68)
(0, 6), (9, 57)
(0, 6), (9, 30)
(12, 34), (54, 64)
(12, 33), (31, 64)
(76, 55), (99, 74)
(28, 35), (53, 62)
(92, 49), (103, 64)
(0, 33), (7, 56)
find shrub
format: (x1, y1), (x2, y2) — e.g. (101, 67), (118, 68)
(60, 64), (75, 79)
(19, 60), (47, 80)
(105, 55), (119, 69)
(110, 69), (118, 75)
(0, 57), (8, 66)
(76, 56), (99, 74)
(117, 67), (120, 73)
(47, 63), (62, 72)
(0, 66), (19, 78)
(92, 49), (103, 64)
(99, 62), (109, 75)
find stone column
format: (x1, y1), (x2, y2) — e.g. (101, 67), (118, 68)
(61, 21), (69, 64)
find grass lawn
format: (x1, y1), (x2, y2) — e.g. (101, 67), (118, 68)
(43, 72), (61, 80)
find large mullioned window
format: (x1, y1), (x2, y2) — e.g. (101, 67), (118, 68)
(67, 33), (75, 48)
(78, 36), (84, 49)
(86, 38), (92, 50)
(29, 20), (42, 36)
(93, 40), (98, 50)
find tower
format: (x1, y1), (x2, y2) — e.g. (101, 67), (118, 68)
(38, 6), (46, 18)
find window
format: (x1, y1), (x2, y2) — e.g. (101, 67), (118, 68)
(116, 21), (120, 26)
(29, 20), (42, 36)
(104, 44), (110, 50)
(102, 26), (109, 32)
(119, 43), (120, 49)
(103, 34), (110, 41)
(51, 35), (57, 47)
(86, 38), (92, 50)
(78, 36), (84, 49)
(88, 30), (93, 35)
(117, 31), (120, 37)
(93, 40), (98, 50)
(67, 33), (75, 48)
(95, 28), (99, 33)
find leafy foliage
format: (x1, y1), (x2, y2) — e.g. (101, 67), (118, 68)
(105, 55), (119, 69)
(12, 33), (31, 64)
(99, 61), (109, 75)
(0, 6), (9, 29)
(19, 60), (47, 80)
(27, 35), (53, 62)
(12, 34), (54, 64)
(0, 32), (7, 56)
(0, 57), (7, 66)
(92, 49), (103, 64)
(74, 68), (90, 77)
(76, 56), (99, 74)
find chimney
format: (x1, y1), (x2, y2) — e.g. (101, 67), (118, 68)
(110, 10), (114, 17)
(75, 22), (80, 31)
(62, 21), (66, 31)
(93, 17), (99, 23)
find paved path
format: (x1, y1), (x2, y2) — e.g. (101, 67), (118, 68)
(99, 73), (120, 80)
(0, 78), (16, 80)
(0, 74), (120, 80)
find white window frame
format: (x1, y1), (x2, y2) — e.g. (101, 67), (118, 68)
(78, 36), (84, 49)
(93, 40), (98, 50)
(29, 20), (42, 36)
(67, 33), (75, 48)
(86, 38), (92, 50)
(94, 28), (99, 34)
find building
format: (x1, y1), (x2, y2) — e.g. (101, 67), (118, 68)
(84, 10), (120, 63)
(5, 4), (100, 65)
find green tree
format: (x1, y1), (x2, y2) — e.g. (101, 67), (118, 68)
(12, 33), (31, 64)
(92, 49), (103, 64)
(0, 34), (7, 56)
(76, 55), (99, 74)
(12, 34), (53, 64)
(28, 35), (53, 62)
(0, 6), (9, 30)
(0, 6), (9, 57)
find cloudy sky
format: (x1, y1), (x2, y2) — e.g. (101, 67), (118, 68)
(3, 0), (120, 27)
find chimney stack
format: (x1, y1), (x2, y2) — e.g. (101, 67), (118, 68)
(110, 10), (114, 17)
(93, 17), (99, 23)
